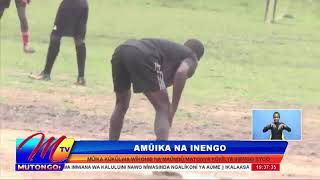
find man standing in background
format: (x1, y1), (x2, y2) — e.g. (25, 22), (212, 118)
(30, 0), (89, 85)
(0, 0), (35, 53)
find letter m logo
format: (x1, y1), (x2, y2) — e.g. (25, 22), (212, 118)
(17, 133), (70, 163)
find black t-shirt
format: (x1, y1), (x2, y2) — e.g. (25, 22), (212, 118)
(121, 38), (197, 86)
(262, 122), (291, 140)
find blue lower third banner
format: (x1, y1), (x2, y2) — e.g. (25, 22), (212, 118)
(16, 133), (288, 171)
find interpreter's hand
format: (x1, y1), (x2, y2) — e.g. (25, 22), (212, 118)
(278, 124), (285, 130)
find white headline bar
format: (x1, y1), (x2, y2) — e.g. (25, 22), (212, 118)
(64, 163), (251, 172)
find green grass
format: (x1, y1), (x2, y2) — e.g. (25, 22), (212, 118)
(1, 0), (319, 105)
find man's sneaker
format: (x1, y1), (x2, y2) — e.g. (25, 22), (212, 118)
(29, 72), (51, 81)
(75, 77), (86, 86)
(23, 45), (35, 54)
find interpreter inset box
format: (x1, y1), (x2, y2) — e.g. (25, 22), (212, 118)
(252, 109), (302, 141)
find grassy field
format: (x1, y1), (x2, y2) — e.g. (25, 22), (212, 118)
(1, 2), (320, 179)
(1, 0), (320, 106)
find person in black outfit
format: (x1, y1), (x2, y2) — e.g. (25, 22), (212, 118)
(0, 0), (35, 53)
(30, 0), (88, 85)
(263, 112), (291, 140)
(109, 38), (204, 141)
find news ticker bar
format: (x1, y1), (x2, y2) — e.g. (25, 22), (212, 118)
(16, 163), (280, 172)
(67, 154), (283, 163)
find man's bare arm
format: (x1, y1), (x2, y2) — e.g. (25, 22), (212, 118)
(170, 58), (197, 126)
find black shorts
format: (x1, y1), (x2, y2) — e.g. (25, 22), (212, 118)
(0, 0), (11, 9)
(52, 0), (88, 38)
(111, 46), (166, 93)
(0, 0), (28, 10)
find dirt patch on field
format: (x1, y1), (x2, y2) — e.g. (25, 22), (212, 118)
(1, 88), (319, 179)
